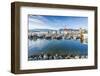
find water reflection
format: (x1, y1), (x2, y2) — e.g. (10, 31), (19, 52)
(28, 39), (88, 60)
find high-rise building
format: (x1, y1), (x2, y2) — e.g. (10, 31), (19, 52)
(64, 25), (67, 35)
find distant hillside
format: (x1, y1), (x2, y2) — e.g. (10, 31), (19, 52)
(29, 28), (87, 32)
(28, 29), (56, 32)
(59, 29), (79, 31)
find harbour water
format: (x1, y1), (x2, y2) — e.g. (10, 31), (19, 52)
(28, 39), (88, 60)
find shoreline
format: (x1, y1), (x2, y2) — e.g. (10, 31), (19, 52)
(28, 53), (88, 61)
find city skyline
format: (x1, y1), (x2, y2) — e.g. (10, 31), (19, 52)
(28, 15), (88, 30)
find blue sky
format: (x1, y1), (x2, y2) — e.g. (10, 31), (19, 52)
(28, 15), (88, 30)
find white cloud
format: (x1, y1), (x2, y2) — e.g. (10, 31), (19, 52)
(29, 15), (55, 29)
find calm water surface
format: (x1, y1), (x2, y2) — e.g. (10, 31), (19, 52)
(28, 39), (88, 56)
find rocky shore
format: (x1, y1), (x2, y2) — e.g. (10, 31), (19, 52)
(28, 53), (88, 61)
